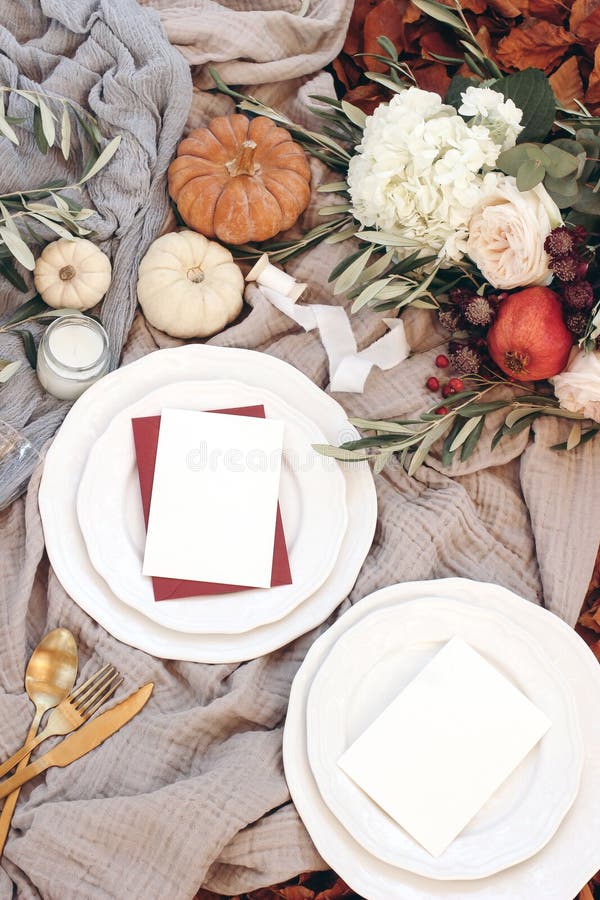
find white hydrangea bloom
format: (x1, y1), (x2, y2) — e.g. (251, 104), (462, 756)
(347, 87), (502, 263)
(459, 86), (523, 152)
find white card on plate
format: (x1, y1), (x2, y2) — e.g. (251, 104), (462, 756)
(337, 636), (551, 858)
(142, 408), (284, 588)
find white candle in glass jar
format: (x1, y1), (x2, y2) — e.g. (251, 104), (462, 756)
(36, 315), (110, 400)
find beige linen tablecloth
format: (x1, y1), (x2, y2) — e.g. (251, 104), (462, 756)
(1, 1), (600, 898)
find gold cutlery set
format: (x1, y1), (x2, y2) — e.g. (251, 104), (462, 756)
(0, 627), (153, 856)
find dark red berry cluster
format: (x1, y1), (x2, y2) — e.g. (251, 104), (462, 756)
(544, 225), (596, 337)
(426, 356), (464, 413)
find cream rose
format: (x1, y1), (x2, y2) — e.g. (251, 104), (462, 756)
(466, 173), (562, 289)
(552, 349), (600, 423)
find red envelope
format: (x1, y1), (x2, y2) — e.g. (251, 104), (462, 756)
(132, 405), (292, 601)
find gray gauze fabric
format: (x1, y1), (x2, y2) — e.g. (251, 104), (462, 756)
(2, 0), (600, 898)
(0, 0), (192, 498)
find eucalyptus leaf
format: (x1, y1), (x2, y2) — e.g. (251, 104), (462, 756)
(0, 257), (27, 292)
(351, 277), (393, 313)
(13, 329), (37, 369)
(573, 185), (600, 215)
(449, 416), (483, 452)
(0, 111), (18, 144)
(316, 181), (348, 193)
(411, 0), (468, 33)
(341, 101), (367, 129)
(0, 227), (35, 270)
(32, 106), (48, 154)
(334, 246), (373, 295)
(516, 159), (545, 191)
(1, 295), (48, 328)
(79, 135), (121, 184)
(60, 105), (71, 160)
(39, 100), (55, 148)
(0, 359), (21, 383)
(543, 143), (581, 178)
(460, 416), (485, 462)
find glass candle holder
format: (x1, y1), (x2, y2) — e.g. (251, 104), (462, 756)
(36, 315), (110, 401)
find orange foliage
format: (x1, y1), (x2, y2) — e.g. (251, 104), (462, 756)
(333, 0), (600, 114)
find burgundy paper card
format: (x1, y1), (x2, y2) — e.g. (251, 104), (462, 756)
(132, 405), (292, 601)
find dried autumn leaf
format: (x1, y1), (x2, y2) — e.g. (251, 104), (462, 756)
(315, 879), (356, 899)
(344, 82), (388, 114)
(549, 56), (585, 108)
(570, 0), (600, 31)
(413, 60), (452, 94)
(363, 0), (418, 71)
(496, 18), (574, 72)
(460, 0), (488, 12)
(579, 884), (595, 900)
(579, 608), (600, 633)
(572, 6), (600, 40)
(343, 0), (379, 56)
(529, 0), (572, 25)
(488, 0), (529, 16)
(419, 28), (462, 62)
(277, 887), (315, 900)
(584, 44), (600, 109)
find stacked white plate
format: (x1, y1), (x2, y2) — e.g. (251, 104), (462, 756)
(284, 579), (600, 898)
(39, 345), (377, 663)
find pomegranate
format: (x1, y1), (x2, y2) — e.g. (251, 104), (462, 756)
(487, 287), (573, 382)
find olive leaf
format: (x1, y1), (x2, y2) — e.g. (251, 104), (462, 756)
(0, 359), (21, 383)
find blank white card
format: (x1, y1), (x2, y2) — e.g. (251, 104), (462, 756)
(143, 408), (284, 588)
(338, 637), (551, 857)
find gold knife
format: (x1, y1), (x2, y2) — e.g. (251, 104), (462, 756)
(0, 682), (153, 800)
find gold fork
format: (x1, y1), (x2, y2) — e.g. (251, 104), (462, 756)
(0, 663), (122, 779)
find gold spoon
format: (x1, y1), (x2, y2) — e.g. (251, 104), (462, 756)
(0, 628), (78, 855)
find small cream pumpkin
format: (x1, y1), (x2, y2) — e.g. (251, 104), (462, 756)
(34, 238), (111, 310)
(137, 230), (244, 339)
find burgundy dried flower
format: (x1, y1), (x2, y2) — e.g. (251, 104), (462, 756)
(544, 226), (575, 259)
(438, 307), (462, 333)
(571, 225), (588, 246)
(563, 281), (594, 311)
(462, 295), (496, 328)
(565, 311), (589, 337)
(448, 287), (476, 306)
(550, 255), (579, 283)
(448, 343), (483, 375)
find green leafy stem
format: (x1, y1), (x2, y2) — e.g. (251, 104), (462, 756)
(315, 379), (598, 476)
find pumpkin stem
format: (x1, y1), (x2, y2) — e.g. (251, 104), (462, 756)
(186, 266), (205, 284)
(226, 140), (258, 177)
(59, 265), (76, 281)
(504, 350), (529, 374)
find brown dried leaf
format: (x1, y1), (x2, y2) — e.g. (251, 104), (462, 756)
(573, 6), (600, 40)
(343, 0), (380, 56)
(529, 0), (572, 25)
(584, 44), (600, 108)
(488, 0), (529, 16)
(315, 879), (356, 899)
(344, 83), (388, 114)
(363, 0), (419, 71)
(412, 61), (452, 95)
(571, 0), (600, 31)
(549, 56), (585, 108)
(496, 18), (574, 71)
(580, 883), (595, 900)
(277, 888), (315, 900)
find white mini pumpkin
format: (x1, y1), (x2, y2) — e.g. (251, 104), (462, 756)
(137, 230), (244, 339)
(34, 238), (111, 310)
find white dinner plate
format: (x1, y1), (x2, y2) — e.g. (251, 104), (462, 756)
(284, 579), (600, 899)
(76, 379), (347, 634)
(306, 597), (582, 880)
(39, 345), (376, 662)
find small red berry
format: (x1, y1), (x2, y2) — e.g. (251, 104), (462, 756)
(435, 354), (449, 368)
(448, 377), (464, 392)
(426, 376), (440, 391)
(436, 406), (448, 415)
(442, 383), (454, 398)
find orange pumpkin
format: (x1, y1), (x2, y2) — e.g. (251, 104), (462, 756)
(487, 287), (573, 381)
(168, 115), (312, 245)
